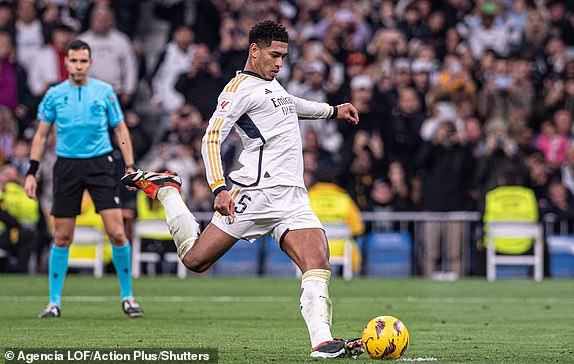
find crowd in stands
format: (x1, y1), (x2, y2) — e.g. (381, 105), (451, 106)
(2, 0), (574, 275)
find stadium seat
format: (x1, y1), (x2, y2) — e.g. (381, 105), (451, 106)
(212, 239), (260, 276)
(68, 225), (106, 278)
(132, 219), (187, 278)
(323, 223), (354, 280)
(546, 235), (574, 278)
(132, 191), (187, 278)
(485, 222), (543, 281)
(363, 232), (412, 278)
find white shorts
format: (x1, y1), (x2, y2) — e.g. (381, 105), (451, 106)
(211, 185), (323, 243)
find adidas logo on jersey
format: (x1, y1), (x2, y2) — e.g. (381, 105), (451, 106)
(265, 88), (272, 94)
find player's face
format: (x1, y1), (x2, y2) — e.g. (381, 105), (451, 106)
(65, 49), (92, 86)
(255, 41), (288, 80)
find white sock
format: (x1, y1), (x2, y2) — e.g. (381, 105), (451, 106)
(300, 269), (333, 348)
(157, 187), (200, 259)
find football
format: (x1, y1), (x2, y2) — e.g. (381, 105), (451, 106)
(362, 315), (409, 360)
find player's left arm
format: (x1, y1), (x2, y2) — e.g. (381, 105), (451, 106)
(105, 88), (136, 173)
(113, 121), (136, 172)
(292, 96), (359, 125)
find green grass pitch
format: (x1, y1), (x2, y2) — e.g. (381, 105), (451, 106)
(1, 275), (573, 363)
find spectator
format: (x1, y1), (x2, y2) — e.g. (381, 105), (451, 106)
(548, 0), (573, 45)
(0, 106), (16, 158)
(477, 56), (525, 123)
(153, 0), (221, 50)
(144, 105), (203, 197)
(218, 17), (249, 81)
(541, 177), (574, 224)
(15, 0), (45, 73)
(415, 121), (475, 277)
(473, 118), (526, 199)
(520, 9), (548, 56)
(342, 147), (376, 211)
(28, 23), (76, 98)
(9, 138), (30, 177)
(124, 110), (151, 164)
(560, 145), (574, 197)
(150, 25), (196, 114)
(524, 149), (551, 203)
(535, 120), (568, 169)
(186, 176), (213, 213)
(435, 53), (476, 100)
(295, 61), (343, 157)
(174, 43), (223, 120)
(411, 58), (433, 104)
(387, 160), (415, 211)
(79, 5), (138, 108)
(302, 128), (336, 171)
(465, 1), (517, 59)
(0, 31), (30, 135)
(383, 87), (425, 171)
(0, 164), (38, 273)
(0, 1), (15, 40)
(397, 2), (429, 42)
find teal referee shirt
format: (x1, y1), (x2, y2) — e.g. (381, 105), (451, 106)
(37, 78), (124, 158)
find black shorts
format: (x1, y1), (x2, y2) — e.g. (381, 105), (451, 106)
(51, 154), (120, 217)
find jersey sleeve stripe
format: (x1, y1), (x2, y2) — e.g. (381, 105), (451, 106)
(212, 117), (225, 181)
(210, 180), (226, 190)
(205, 120), (217, 183)
(206, 117), (225, 185)
(206, 118), (222, 184)
(231, 74), (248, 93)
(209, 118), (222, 182)
(224, 76), (238, 93)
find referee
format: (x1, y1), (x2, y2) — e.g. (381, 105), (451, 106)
(24, 39), (143, 318)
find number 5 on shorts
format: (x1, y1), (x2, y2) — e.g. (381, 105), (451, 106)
(235, 195), (251, 214)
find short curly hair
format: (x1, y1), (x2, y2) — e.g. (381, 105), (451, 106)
(248, 20), (289, 48)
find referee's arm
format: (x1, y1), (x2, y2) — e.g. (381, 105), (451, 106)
(113, 121), (136, 173)
(24, 122), (52, 200)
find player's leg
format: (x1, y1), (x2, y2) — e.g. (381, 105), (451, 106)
(38, 217), (76, 318)
(181, 223), (238, 272)
(39, 157), (83, 318)
(122, 170), (239, 272)
(281, 228), (334, 347)
(121, 170), (200, 258)
(281, 228), (362, 359)
(99, 208), (143, 317)
(155, 185), (240, 272)
(88, 155), (143, 317)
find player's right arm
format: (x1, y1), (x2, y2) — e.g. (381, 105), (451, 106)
(25, 89), (57, 200)
(24, 122), (52, 200)
(201, 77), (252, 216)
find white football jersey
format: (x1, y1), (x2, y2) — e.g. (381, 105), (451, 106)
(202, 71), (335, 194)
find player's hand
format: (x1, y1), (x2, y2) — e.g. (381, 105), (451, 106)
(337, 103), (359, 125)
(24, 175), (37, 200)
(214, 190), (235, 218)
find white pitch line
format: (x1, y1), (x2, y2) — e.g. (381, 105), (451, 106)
(398, 358), (438, 362)
(0, 296), (573, 304)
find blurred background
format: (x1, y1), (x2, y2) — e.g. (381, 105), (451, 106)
(1, 0), (574, 281)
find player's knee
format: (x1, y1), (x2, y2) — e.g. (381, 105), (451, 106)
(54, 232), (73, 247)
(107, 230), (127, 246)
(182, 255), (212, 273)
